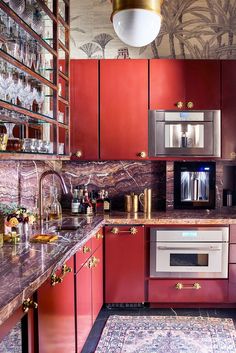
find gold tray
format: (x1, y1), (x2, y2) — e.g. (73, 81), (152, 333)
(30, 234), (58, 243)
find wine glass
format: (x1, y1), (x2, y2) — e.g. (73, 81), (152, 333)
(9, 0), (25, 15)
(36, 90), (45, 113)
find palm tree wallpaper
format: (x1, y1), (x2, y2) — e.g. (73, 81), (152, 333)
(70, 0), (236, 59)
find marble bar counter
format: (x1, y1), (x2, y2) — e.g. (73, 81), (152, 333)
(0, 215), (104, 326)
(105, 208), (236, 225)
(1, 208), (236, 326)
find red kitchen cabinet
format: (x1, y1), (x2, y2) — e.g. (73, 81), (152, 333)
(76, 244), (103, 353)
(37, 257), (75, 353)
(70, 59), (99, 160)
(150, 59), (220, 110)
(105, 225), (145, 303)
(221, 60), (236, 159)
(100, 60), (148, 160)
(0, 303), (35, 353)
(76, 257), (92, 353)
(92, 244), (103, 322)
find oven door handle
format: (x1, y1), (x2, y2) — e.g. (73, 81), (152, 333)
(157, 246), (221, 251)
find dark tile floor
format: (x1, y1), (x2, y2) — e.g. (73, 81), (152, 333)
(81, 306), (236, 353)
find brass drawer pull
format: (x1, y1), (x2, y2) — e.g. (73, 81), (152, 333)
(75, 150), (82, 158)
(96, 232), (104, 239)
(111, 227), (138, 235)
(137, 151), (147, 158)
(175, 282), (201, 290)
(51, 263), (72, 286)
(230, 152), (236, 159)
(176, 101), (184, 109)
(22, 298), (38, 313)
(186, 101), (194, 109)
(83, 245), (91, 254)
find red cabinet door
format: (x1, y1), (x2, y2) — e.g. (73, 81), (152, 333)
(100, 60), (148, 160)
(221, 60), (236, 159)
(185, 60), (220, 110)
(76, 258), (92, 353)
(150, 59), (220, 110)
(70, 59), (99, 160)
(105, 225), (145, 303)
(37, 257), (75, 353)
(150, 59), (186, 110)
(92, 245), (103, 323)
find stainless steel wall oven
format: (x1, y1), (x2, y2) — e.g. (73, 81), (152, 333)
(150, 227), (229, 278)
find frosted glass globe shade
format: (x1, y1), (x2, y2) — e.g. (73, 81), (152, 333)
(113, 8), (161, 47)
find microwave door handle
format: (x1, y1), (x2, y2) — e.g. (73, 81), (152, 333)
(157, 246), (221, 251)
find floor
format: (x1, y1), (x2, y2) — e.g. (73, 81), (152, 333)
(81, 306), (236, 353)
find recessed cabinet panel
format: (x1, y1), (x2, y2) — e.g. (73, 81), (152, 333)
(100, 60), (148, 160)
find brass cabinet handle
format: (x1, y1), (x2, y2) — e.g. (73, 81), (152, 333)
(230, 152), (236, 159)
(75, 150), (82, 158)
(186, 101), (194, 109)
(91, 256), (100, 267)
(96, 232), (104, 239)
(83, 245), (91, 254)
(51, 263), (72, 286)
(137, 151), (147, 158)
(176, 101), (184, 109)
(175, 282), (201, 290)
(22, 298), (38, 313)
(111, 227), (138, 235)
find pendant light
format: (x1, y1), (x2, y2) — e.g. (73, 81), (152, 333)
(111, 0), (163, 47)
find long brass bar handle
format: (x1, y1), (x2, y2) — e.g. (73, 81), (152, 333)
(51, 263), (72, 286)
(111, 227), (138, 235)
(22, 298), (38, 313)
(175, 282), (201, 290)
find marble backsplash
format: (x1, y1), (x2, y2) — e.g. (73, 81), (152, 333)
(0, 159), (230, 213)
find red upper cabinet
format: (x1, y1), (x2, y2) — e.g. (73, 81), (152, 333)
(221, 60), (236, 160)
(100, 60), (148, 160)
(150, 59), (186, 110)
(150, 59), (220, 110)
(70, 60), (99, 160)
(105, 225), (145, 303)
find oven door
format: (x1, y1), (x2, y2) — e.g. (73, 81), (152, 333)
(150, 241), (228, 278)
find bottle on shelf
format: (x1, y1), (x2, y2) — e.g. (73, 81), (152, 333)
(96, 190), (104, 213)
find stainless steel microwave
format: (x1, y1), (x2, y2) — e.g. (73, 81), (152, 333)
(148, 110), (221, 157)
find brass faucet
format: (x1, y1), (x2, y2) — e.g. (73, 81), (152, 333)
(39, 170), (68, 227)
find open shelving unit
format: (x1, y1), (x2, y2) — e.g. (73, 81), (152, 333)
(0, 0), (70, 160)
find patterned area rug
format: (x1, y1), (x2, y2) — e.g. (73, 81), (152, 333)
(95, 315), (236, 353)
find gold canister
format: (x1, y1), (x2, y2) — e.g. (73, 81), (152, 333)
(131, 194), (139, 213)
(0, 134), (8, 151)
(124, 194), (132, 213)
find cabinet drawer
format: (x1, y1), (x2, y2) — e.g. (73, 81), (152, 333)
(75, 239), (92, 272)
(148, 279), (228, 303)
(91, 228), (104, 252)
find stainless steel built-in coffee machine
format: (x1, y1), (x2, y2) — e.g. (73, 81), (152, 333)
(174, 162), (216, 209)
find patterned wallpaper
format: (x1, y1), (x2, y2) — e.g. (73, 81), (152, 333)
(70, 0), (236, 59)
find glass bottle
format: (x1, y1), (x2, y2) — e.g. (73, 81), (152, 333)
(48, 186), (62, 221)
(71, 189), (80, 214)
(103, 190), (111, 213)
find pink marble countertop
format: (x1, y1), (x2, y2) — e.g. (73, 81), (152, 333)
(104, 208), (236, 225)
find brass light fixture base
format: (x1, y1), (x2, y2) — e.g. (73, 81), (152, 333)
(111, 0), (163, 21)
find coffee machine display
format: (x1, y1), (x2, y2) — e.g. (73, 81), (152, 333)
(174, 162), (216, 209)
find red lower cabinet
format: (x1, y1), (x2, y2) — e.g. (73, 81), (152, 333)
(105, 225), (145, 303)
(92, 245), (103, 322)
(76, 244), (103, 353)
(148, 279), (228, 303)
(76, 259), (93, 353)
(37, 257), (75, 353)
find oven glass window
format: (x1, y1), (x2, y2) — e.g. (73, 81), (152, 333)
(170, 254), (209, 267)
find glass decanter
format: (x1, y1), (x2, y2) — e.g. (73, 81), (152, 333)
(47, 186), (62, 221)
